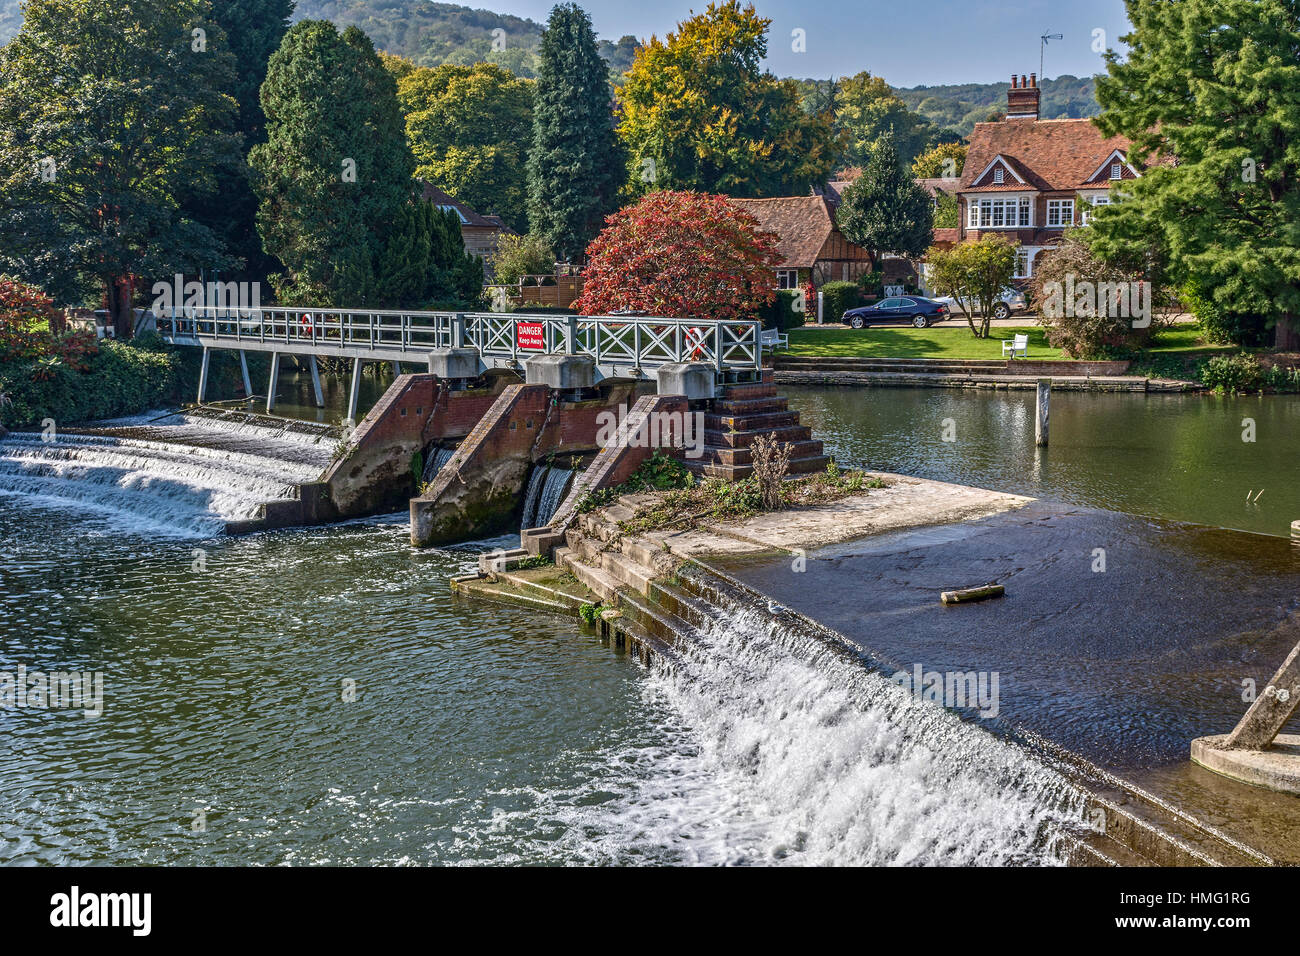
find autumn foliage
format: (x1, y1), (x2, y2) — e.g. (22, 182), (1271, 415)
(0, 276), (96, 377)
(574, 191), (781, 321)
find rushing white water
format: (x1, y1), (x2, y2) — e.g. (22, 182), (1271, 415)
(0, 417), (332, 537)
(520, 464), (575, 530)
(522, 597), (1086, 866)
(421, 446), (456, 485)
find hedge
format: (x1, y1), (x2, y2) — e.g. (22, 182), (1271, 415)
(0, 338), (201, 429)
(820, 281), (862, 322)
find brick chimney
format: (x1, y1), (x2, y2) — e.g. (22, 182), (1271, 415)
(1007, 73), (1040, 120)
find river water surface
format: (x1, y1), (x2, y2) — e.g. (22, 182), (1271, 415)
(2, 382), (1296, 865)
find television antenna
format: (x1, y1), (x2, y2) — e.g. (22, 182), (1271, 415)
(1040, 32), (1063, 80)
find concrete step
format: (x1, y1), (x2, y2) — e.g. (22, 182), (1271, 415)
(690, 440), (825, 467)
(598, 548), (656, 595)
(703, 424), (813, 448)
(710, 396), (792, 416)
(683, 453), (830, 479)
(555, 547), (623, 603)
(716, 381), (778, 401)
(704, 410), (801, 432)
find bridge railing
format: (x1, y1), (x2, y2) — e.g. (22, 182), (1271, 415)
(158, 307), (764, 373)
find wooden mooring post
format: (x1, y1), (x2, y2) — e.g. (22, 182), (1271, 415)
(1035, 378), (1050, 447)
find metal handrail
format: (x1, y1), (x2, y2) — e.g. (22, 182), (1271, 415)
(157, 307), (763, 372)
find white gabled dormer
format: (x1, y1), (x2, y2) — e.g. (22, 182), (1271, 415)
(1085, 148), (1139, 184)
(970, 155), (1028, 189)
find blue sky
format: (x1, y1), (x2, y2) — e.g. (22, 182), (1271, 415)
(495, 0), (1132, 86)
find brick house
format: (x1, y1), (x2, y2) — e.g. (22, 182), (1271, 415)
(956, 73), (1138, 280)
(729, 195), (875, 291)
(419, 182), (516, 264)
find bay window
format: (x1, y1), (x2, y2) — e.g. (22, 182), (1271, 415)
(967, 196), (1031, 229)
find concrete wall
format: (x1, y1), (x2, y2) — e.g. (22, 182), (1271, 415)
(410, 380), (653, 547)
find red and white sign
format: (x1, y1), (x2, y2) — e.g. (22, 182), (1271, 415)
(516, 321), (545, 350)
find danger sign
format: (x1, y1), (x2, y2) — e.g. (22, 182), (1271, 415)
(516, 321), (545, 350)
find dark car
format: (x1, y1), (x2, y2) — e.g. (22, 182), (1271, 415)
(844, 296), (949, 329)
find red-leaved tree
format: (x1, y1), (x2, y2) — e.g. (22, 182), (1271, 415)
(574, 191), (781, 320)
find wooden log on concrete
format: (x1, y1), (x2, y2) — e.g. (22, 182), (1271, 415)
(940, 584), (1005, 605)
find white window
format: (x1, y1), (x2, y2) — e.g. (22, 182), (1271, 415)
(1014, 248), (1031, 278)
(1080, 195), (1111, 225)
(775, 270), (799, 290)
(993, 167), (1005, 184)
(1110, 163), (1123, 180)
(1047, 199), (1074, 227)
(968, 196), (1032, 229)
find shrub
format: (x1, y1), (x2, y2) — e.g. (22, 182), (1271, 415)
(1181, 280), (1269, 347)
(762, 289), (807, 330)
(1030, 234), (1152, 358)
(1264, 364), (1300, 393)
(489, 232), (556, 286)
(1200, 353), (1264, 393)
(749, 432), (791, 510)
(0, 340), (183, 428)
(820, 281), (861, 322)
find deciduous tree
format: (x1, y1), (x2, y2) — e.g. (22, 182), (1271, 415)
(617, 1), (837, 197)
(925, 235), (1016, 338)
(574, 190), (780, 321)
(0, 0), (240, 335)
(397, 62), (533, 233)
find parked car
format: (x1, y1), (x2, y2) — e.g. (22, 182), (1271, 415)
(931, 287), (1027, 321)
(843, 296), (949, 329)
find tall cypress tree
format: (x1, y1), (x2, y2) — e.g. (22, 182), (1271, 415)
(526, 3), (623, 263)
(250, 21), (415, 306)
(182, 0), (294, 285)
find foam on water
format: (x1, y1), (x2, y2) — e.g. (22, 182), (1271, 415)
(498, 599), (1086, 866)
(0, 419), (329, 537)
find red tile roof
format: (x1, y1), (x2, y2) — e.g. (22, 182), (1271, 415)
(730, 196), (837, 269)
(962, 118), (1133, 193)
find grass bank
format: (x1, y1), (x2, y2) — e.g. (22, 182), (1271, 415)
(784, 324), (1235, 363)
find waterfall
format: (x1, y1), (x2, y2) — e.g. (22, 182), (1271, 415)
(0, 418), (331, 537)
(421, 446), (456, 485)
(545, 580), (1086, 865)
(520, 463), (575, 530)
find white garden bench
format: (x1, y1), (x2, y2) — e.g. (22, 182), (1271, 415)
(1002, 333), (1029, 359)
(760, 327), (789, 350)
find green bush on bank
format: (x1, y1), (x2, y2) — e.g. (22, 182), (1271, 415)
(1200, 353), (1264, 393)
(819, 281), (861, 322)
(760, 289), (807, 331)
(0, 338), (186, 428)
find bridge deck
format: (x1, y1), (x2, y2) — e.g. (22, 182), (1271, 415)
(159, 307), (764, 380)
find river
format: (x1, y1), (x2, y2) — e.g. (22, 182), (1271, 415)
(1, 379), (1295, 865)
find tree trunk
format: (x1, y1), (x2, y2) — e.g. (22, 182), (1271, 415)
(107, 276), (133, 339)
(1275, 313), (1300, 351)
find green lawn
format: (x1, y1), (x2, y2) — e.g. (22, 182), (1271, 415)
(785, 325), (1059, 360)
(783, 323), (1230, 361)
